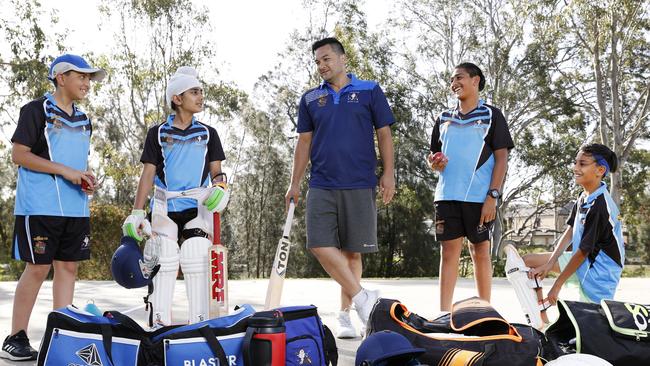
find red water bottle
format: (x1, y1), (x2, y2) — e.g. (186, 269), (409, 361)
(243, 310), (286, 366)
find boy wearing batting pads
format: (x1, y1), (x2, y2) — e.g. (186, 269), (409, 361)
(2, 54), (104, 361)
(123, 66), (228, 327)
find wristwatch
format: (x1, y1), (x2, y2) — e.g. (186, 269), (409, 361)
(487, 189), (501, 199)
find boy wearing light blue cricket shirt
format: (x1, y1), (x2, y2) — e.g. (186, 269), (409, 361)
(2, 54), (105, 361)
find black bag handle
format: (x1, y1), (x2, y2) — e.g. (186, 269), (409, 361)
(241, 326), (256, 366)
(322, 324), (338, 366)
(198, 326), (229, 365)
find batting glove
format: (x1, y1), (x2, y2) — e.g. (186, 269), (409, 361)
(122, 209), (152, 242)
(203, 182), (230, 213)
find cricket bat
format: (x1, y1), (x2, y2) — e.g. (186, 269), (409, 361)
(264, 199), (296, 310)
(208, 212), (228, 317)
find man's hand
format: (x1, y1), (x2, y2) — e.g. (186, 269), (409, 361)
(285, 184), (300, 211)
(479, 196), (497, 227)
(427, 152), (448, 171)
(379, 172), (395, 204)
(122, 209), (152, 242)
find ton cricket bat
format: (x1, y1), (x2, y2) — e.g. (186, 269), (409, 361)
(264, 199), (296, 310)
(209, 212), (228, 317)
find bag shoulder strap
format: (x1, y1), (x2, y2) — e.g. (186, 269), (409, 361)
(100, 323), (114, 365)
(198, 326), (228, 365)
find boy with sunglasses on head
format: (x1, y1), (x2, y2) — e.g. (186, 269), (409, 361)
(522, 143), (625, 324)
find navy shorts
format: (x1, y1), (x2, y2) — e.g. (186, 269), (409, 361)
(12, 215), (91, 264)
(434, 201), (493, 244)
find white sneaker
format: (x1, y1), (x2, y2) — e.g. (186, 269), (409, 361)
(353, 288), (380, 326)
(336, 311), (358, 339)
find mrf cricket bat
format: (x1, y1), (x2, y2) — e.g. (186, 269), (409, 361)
(209, 212), (228, 317)
(264, 199), (296, 310)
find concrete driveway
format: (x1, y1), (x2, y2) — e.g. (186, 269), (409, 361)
(1, 278), (649, 365)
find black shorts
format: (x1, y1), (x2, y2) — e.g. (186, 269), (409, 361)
(434, 201), (493, 244)
(148, 208), (201, 241)
(12, 215), (91, 264)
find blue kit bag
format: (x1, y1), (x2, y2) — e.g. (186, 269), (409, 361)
(149, 304), (256, 366)
(37, 305), (148, 366)
(276, 305), (338, 366)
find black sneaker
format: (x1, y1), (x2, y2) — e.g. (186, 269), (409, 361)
(0, 330), (38, 361)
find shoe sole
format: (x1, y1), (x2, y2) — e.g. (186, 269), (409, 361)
(0, 350), (37, 361)
(336, 334), (358, 339)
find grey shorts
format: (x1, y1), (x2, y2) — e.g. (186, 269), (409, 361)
(306, 188), (378, 253)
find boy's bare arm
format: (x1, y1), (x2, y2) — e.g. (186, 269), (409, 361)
(12, 143), (92, 186)
(209, 160), (224, 183)
(133, 163), (156, 210)
(546, 248), (587, 305)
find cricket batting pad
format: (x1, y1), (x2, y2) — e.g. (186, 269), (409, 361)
(180, 236), (212, 324)
(150, 236), (179, 327)
(504, 244), (546, 329)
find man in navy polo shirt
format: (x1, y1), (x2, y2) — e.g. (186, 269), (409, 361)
(428, 62), (514, 312)
(286, 37), (396, 338)
(2, 54), (105, 361)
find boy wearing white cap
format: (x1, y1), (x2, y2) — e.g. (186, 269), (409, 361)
(2, 54), (105, 361)
(122, 66), (228, 326)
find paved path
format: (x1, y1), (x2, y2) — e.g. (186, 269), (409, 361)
(1, 278), (649, 365)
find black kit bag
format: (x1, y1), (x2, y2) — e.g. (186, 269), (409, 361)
(545, 299), (650, 365)
(367, 297), (552, 366)
(37, 305), (150, 366)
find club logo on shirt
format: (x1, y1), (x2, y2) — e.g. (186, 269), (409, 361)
(165, 135), (174, 145)
(318, 96), (327, 107)
(32, 236), (48, 254)
(49, 116), (63, 131)
(347, 92), (359, 103)
(473, 119), (489, 128)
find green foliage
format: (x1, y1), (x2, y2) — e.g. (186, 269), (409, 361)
(78, 204), (131, 280)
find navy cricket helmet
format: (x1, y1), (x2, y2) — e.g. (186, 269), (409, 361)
(356, 331), (425, 366)
(111, 236), (155, 289)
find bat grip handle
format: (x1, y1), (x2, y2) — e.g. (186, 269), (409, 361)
(213, 213), (221, 245)
(282, 201), (295, 237)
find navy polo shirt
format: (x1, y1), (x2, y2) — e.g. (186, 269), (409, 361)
(12, 93), (92, 217)
(297, 74), (395, 189)
(141, 115), (225, 212)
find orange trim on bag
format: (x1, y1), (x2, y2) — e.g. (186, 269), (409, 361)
(450, 315), (510, 332)
(438, 348), (484, 366)
(389, 302), (523, 343)
(439, 348), (459, 366)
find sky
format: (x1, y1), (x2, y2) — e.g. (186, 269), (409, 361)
(42, 0), (393, 95)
